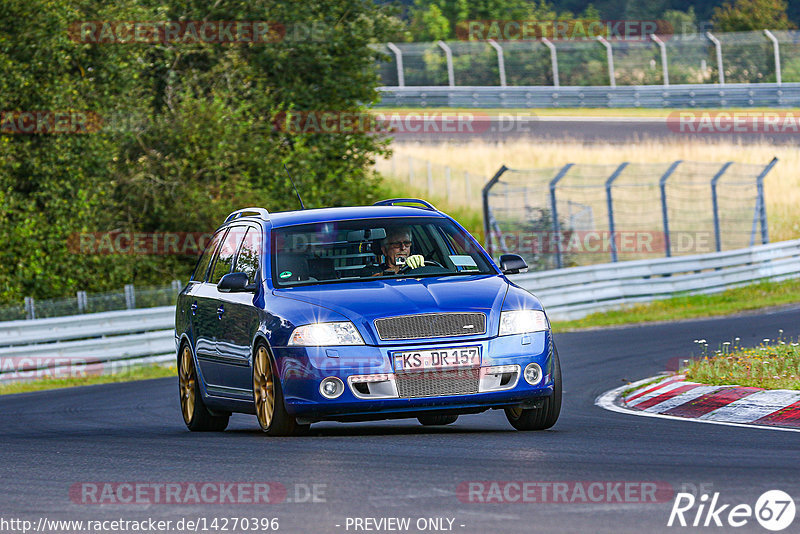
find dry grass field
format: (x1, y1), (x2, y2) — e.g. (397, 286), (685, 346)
(379, 139), (800, 242)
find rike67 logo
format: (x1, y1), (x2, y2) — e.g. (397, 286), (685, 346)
(668, 490), (796, 531)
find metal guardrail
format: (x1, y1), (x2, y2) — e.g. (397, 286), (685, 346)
(377, 83), (800, 108)
(512, 239), (800, 320)
(0, 307), (175, 382)
(2, 239), (798, 381)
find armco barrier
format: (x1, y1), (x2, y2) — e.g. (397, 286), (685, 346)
(1, 240), (798, 381)
(377, 83), (800, 108)
(512, 239), (800, 320)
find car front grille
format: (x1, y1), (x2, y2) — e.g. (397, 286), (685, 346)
(395, 368), (480, 398)
(374, 312), (486, 341)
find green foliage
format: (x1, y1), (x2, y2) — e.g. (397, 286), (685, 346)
(712, 0), (795, 31)
(0, 0), (398, 304)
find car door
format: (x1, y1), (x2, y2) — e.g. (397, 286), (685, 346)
(187, 229), (227, 388)
(196, 227), (242, 390)
(215, 225), (263, 394)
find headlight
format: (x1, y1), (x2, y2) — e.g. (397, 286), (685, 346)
(499, 310), (549, 336)
(288, 322), (365, 346)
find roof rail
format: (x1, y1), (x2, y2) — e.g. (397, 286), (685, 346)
(373, 198), (437, 211)
(224, 207), (270, 223)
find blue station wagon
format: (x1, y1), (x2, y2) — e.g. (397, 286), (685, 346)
(176, 199), (561, 435)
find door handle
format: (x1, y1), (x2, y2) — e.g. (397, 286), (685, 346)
(190, 302), (198, 316)
(217, 305), (225, 318)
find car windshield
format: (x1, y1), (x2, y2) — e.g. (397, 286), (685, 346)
(271, 217), (495, 287)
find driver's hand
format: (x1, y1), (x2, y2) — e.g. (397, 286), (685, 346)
(406, 255), (424, 269)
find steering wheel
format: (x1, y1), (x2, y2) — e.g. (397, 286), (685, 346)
(398, 259), (444, 273)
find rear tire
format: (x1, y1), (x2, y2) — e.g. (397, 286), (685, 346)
(178, 344), (229, 432)
(505, 345), (562, 431)
(253, 343), (309, 436)
(417, 414), (458, 426)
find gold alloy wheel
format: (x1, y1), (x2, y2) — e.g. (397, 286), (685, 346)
(506, 406), (523, 419)
(253, 346), (276, 430)
(179, 346), (196, 425)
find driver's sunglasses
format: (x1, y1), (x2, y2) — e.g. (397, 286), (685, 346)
(387, 240), (412, 250)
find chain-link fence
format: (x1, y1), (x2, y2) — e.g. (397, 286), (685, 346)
(378, 30), (800, 87)
(375, 153), (488, 208)
(483, 159), (777, 270)
(1, 281), (183, 321)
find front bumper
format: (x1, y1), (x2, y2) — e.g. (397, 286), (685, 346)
(272, 331), (554, 421)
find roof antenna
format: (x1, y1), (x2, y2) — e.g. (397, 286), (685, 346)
(284, 164), (306, 210)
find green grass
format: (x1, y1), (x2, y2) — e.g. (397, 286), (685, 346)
(552, 278), (800, 331)
(373, 107), (800, 118)
(685, 335), (800, 389)
(0, 364), (175, 396)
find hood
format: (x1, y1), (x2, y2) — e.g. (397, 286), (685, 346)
(272, 274), (508, 344)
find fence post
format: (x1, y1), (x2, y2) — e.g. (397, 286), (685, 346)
(124, 284), (136, 310)
(24, 296), (35, 320)
(597, 36), (616, 87)
(764, 30), (781, 85)
(605, 162), (629, 262)
(482, 165), (509, 257)
(542, 38), (559, 87)
(445, 166), (452, 202)
(437, 41), (455, 87)
(426, 161), (433, 196)
(77, 291), (87, 313)
(386, 42), (405, 87)
(549, 163), (575, 269)
(652, 34), (669, 86)
(756, 157), (778, 245)
(710, 162), (734, 252)
(705, 32), (725, 85)
(487, 39), (507, 87)
(659, 161), (682, 257)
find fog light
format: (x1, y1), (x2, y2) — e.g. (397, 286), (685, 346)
(319, 377), (344, 399)
(524, 363), (542, 385)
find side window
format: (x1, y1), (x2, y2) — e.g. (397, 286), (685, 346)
(209, 227), (245, 284)
(191, 231), (225, 282)
(234, 227), (261, 285)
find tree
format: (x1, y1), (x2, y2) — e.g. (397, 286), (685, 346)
(712, 0), (795, 31)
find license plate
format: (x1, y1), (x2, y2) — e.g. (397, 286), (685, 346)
(393, 346), (480, 372)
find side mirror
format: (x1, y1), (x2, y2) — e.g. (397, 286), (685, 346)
(218, 272), (253, 293)
(499, 254), (528, 275)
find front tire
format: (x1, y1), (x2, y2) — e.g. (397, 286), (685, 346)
(178, 344), (229, 432)
(253, 343), (309, 436)
(418, 414), (458, 426)
(505, 345), (562, 431)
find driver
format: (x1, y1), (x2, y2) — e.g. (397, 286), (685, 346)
(362, 226), (425, 276)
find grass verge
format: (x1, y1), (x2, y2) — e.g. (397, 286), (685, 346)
(0, 364), (174, 396)
(684, 335), (800, 389)
(552, 278), (800, 331)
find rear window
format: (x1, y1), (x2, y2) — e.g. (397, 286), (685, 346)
(271, 217), (494, 287)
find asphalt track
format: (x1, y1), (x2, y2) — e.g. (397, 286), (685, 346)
(390, 116), (800, 144)
(2, 306), (800, 534)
